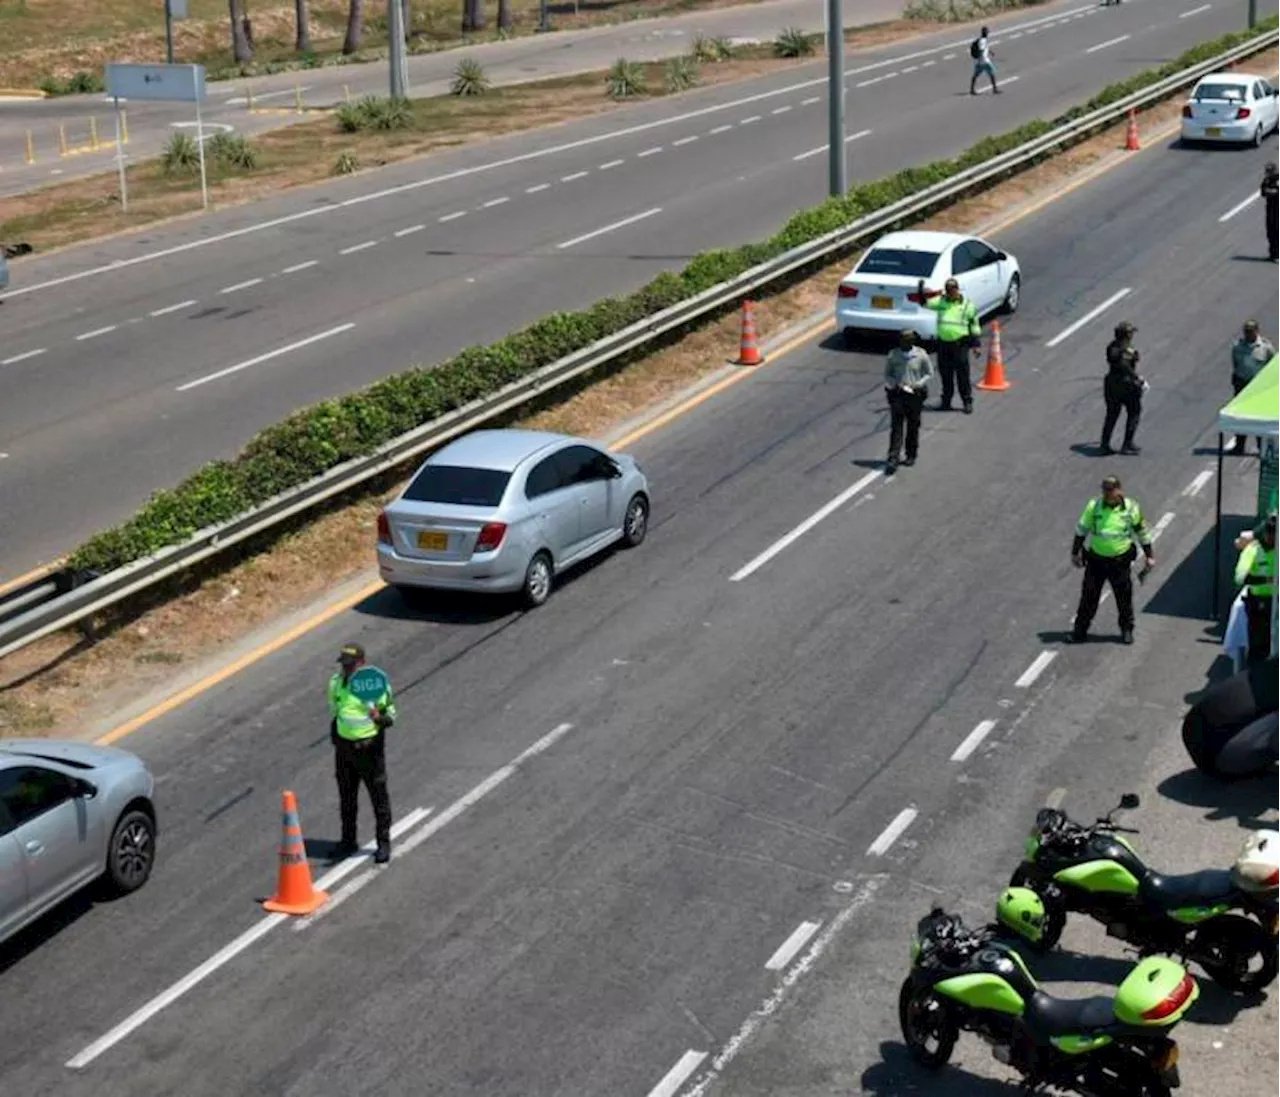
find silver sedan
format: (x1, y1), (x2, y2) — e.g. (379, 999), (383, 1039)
(1, 740), (158, 945)
(377, 429), (650, 607)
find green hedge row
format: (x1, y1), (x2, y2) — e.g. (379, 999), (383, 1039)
(67, 19), (1277, 575)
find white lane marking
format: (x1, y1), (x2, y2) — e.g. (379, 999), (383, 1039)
(1183, 468), (1214, 497)
(599, 159), (625, 169)
(394, 224), (425, 237)
(149, 299), (197, 316)
(951, 719), (997, 763)
(398, 722), (574, 857)
(293, 870), (377, 930)
(1180, 2), (1212, 15)
(673, 135), (700, 146)
(225, 86), (309, 106)
(793, 128), (873, 160)
(219, 276), (263, 293)
(856, 76), (884, 88)
(1015, 650), (1057, 689)
(66, 805), (432, 1069)
(648, 1051), (709, 1097)
(338, 239), (379, 254)
(730, 470), (881, 581)
(481, 196), (510, 208)
(764, 921), (823, 971)
(176, 323), (356, 391)
(922, 58), (938, 65)
(943, 52), (957, 60)
(975, 74), (1020, 93)
(801, 95), (821, 105)
(638, 145), (664, 157)
(75, 325), (117, 341)
(710, 124), (733, 134)
(560, 171), (590, 182)
(556, 207), (663, 250)
(1025, 26), (1039, 34)
(771, 106), (792, 115)
(1045, 287), (1132, 347)
(1045, 787), (1067, 809)
(1151, 512), (1176, 541)
(1008, 31), (1023, 39)
(868, 807), (918, 857)
(1, 348), (46, 365)
(685, 878), (884, 1095)
(281, 259), (319, 273)
(740, 115), (762, 124)
(1086, 34), (1130, 53)
(525, 183), (551, 193)
(902, 65), (919, 73)
(439, 210), (467, 221)
(1219, 192), (1259, 222)
(882, 71), (899, 80)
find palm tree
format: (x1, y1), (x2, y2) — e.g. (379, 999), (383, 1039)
(229, 0), (253, 62)
(498, 0), (512, 32)
(344, 0), (365, 54)
(295, 0), (312, 51)
(462, 0), (486, 34)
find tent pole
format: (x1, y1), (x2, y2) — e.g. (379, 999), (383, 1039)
(1213, 431), (1224, 618)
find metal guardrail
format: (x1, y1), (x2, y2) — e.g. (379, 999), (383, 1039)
(0, 30), (1272, 661)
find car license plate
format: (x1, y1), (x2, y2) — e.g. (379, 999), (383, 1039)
(1206, 127), (1221, 136)
(416, 530), (448, 551)
(871, 295), (894, 310)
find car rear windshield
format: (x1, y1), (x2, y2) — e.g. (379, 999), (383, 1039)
(403, 465), (511, 506)
(1194, 83), (1246, 101)
(856, 248), (941, 278)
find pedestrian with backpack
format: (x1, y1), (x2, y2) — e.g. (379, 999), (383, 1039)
(970, 27), (1000, 95)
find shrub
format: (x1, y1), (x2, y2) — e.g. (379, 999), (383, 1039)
(335, 95), (414, 132)
(451, 57), (490, 96)
(773, 27), (816, 58)
(663, 56), (700, 93)
(37, 70), (104, 96)
(607, 58), (647, 99)
(208, 133), (258, 170)
(161, 133), (201, 176)
(691, 34), (734, 62)
(333, 151), (360, 175)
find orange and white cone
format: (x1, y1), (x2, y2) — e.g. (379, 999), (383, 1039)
(976, 321), (1012, 392)
(737, 300), (764, 366)
(1125, 109), (1140, 152)
(262, 790), (329, 916)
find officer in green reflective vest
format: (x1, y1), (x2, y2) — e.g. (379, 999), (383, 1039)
(328, 643), (397, 863)
(1234, 513), (1276, 663)
(918, 276), (982, 414)
(1068, 474), (1155, 646)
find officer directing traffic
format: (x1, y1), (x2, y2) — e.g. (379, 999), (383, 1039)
(1100, 321), (1145, 456)
(328, 643), (397, 864)
(1234, 513), (1276, 664)
(917, 277), (981, 414)
(1068, 475), (1154, 646)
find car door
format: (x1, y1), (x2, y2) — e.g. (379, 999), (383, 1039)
(947, 241), (980, 309)
(959, 240), (1003, 315)
(1257, 80), (1279, 132)
(0, 766), (101, 918)
(524, 453), (580, 564)
(0, 802), (29, 942)
(553, 445), (615, 556)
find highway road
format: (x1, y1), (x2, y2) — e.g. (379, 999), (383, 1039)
(0, 104), (1275, 1096)
(0, 0), (904, 197)
(1, 0), (1272, 582)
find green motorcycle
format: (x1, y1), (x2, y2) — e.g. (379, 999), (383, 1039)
(1010, 793), (1279, 992)
(899, 892), (1198, 1096)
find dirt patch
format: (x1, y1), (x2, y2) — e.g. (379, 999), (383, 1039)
(0, 83), (1231, 741)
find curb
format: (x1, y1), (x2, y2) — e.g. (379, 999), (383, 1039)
(0, 87), (48, 99)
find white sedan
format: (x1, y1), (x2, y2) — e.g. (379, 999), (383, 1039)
(1181, 72), (1279, 147)
(834, 230), (1020, 346)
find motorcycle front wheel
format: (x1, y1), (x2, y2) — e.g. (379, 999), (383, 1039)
(897, 978), (958, 1070)
(1194, 913), (1279, 992)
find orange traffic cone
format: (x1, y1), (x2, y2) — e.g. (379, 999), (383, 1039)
(976, 320), (1011, 392)
(262, 790), (329, 915)
(1124, 109), (1140, 151)
(737, 300), (764, 366)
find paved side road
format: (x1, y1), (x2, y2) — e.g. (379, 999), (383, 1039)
(0, 109), (1274, 1096)
(0, 0), (905, 196)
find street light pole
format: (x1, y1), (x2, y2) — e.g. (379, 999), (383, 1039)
(389, 0), (408, 99)
(164, 0), (175, 64)
(1248, 0), (1257, 27)
(826, 0), (846, 197)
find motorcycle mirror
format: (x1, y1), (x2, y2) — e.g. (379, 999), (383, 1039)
(1119, 792), (1140, 810)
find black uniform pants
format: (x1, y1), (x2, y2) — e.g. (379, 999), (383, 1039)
(1075, 547), (1136, 635)
(886, 387), (926, 462)
(1266, 198), (1278, 259)
(937, 341), (972, 406)
(1231, 374), (1251, 452)
(335, 734), (392, 847)
(1245, 593), (1274, 663)
(1101, 379), (1141, 449)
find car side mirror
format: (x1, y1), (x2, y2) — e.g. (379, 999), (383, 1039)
(995, 251), (1007, 261)
(1119, 792), (1140, 810)
(75, 779), (99, 798)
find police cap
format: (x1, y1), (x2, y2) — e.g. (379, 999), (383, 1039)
(338, 642), (365, 665)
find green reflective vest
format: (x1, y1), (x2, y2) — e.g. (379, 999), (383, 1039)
(328, 673), (397, 741)
(925, 295), (980, 343)
(1234, 540), (1276, 597)
(1076, 496), (1152, 558)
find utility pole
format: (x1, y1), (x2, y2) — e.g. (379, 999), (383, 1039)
(826, 0), (846, 197)
(389, 0), (408, 99)
(164, 0), (175, 63)
(1248, 0), (1257, 27)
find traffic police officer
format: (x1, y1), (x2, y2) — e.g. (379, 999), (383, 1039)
(329, 643), (397, 863)
(1235, 513), (1276, 663)
(1068, 474), (1155, 646)
(1100, 321), (1144, 455)
(917, 276), (981, 414)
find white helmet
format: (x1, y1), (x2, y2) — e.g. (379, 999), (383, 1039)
(1231, 829), (1280, 892)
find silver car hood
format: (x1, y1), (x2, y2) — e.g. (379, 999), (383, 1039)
(0, 738), (142, 773)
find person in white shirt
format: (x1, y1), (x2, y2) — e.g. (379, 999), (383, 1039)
(970, 27), (1000, 95)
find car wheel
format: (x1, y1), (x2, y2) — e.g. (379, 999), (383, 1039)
(522, 551), (553, 608)
(1253, 124), (1265, 148)
(1002, 273), (1021, 315)
(105, 808), (156, 896)
(622, 494), (649, 548)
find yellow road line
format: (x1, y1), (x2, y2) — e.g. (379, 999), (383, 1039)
(90, 118), (1182, 747)
(0, 561), (60, 598)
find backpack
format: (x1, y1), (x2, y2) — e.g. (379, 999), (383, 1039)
(970, 37), (983, 59)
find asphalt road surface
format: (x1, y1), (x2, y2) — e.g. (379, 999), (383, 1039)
(2, 0), (1273, 581)
(0, 103), (1275, 1096)
(0, 0), (904, 197)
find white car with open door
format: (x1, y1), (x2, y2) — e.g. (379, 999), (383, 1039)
(834, 230), (1021, 346)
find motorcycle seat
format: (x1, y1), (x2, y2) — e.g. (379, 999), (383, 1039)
(1142, 868), (1236, 908)
(1026, 991), (1116, 1036)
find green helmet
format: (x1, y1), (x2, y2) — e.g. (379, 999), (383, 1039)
(997, 887), (1046, 944)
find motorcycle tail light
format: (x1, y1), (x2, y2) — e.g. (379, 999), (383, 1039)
(1142, 973), (1196, 1021)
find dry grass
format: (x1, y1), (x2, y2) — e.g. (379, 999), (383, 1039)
(0, 86), (1219, 742)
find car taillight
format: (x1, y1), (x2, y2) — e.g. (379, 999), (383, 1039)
(474, 522), (507, 552)
(1236, 106), (1252, 119)
(1141, 973), (1196, 1021)
(376, 511), (392, 545)
(837, 284), (859, 298)
(1182, 104), (1193, 118)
